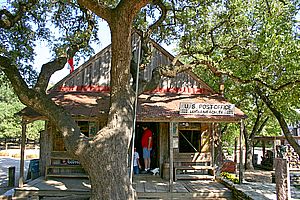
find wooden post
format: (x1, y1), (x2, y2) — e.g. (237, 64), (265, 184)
(211, 123), (215, 167)
(252, 141), (255, 166)
(239, 120), (244, 184)
(275, 158), (290, 200)
(8, 166), (15, 187)
(169, 122), (175, 192)
(19, 120), (27, 188)
(262, 140), (266, 158)
(234, 138), (237, 163)
(273, 139), (277, 170)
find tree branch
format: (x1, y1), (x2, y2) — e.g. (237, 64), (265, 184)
(256, 87), (300, 156)
(0, 0), (38, 29)
(35, 6), (96, 93)
(130, 0), (168, 92)
(149, 0), (168, 31)
(77, 0), (112, 22)
(1, 55), (87, 155)
(34, 57), (67, 92)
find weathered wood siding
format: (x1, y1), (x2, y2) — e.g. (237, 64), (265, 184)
(52, 33), (213, 94)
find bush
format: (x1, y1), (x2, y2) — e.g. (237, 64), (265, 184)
(221, 172), (239, 184)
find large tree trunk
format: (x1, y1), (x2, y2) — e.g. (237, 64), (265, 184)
(244, 128), (254, 170)
(79, 12), (136, 200)
(244, 135), (254, 170)
(80, 128), (134, 200)
(83, 15), (134, 200)
(214, 124), (224, 175)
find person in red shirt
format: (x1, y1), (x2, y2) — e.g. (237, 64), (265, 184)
(141, 125), (153, 172)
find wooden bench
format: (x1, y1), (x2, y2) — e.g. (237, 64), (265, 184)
(173, 152), (215, 181)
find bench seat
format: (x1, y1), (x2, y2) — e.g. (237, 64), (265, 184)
(174, 165), (215, 181)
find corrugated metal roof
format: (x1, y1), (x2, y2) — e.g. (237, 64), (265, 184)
(136, 93), (245, 122)
(19, 91), (246, 123)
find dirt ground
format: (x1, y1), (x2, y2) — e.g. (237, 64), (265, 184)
(243, 169), (273, 183)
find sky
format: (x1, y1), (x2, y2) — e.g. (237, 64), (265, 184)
(34, 21), (112, 84)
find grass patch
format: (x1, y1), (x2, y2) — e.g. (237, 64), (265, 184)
(0, 151), (9, 156)
(26, 154), (39, 159)
(11, 153), (20, 158)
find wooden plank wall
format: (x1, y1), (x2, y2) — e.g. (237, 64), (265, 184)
(54, 32), (209, 93)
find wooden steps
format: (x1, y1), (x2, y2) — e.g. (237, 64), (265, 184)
(174, 165), (215, 181)
(45, 151), (88, 179)
(134, 175), (232, 199)
(46, 165), (88, 179)
(175, 174), (215, 181)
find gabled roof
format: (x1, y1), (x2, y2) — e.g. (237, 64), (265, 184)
(49, 32), (215, 95)
(19, 32), (246, 122)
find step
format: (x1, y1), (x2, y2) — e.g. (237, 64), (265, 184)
(46, 165), (83, 169)
(175, 174), (215, 181)
(46, 173), (89, 178)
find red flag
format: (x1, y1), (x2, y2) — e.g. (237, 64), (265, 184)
(67, 58), (74, 73)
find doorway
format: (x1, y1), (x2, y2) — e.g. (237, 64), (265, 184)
(134, 122), (159, 170)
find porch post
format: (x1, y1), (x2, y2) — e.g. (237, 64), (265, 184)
(19, 119), (27, 187)
(169, 122), (175, 192)
(129, 38), (141, 185)
(239, 119), (244, 184)
(211, 123), (215, 167)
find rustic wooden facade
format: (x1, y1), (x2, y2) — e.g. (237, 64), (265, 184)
(18, 32), (246, 186)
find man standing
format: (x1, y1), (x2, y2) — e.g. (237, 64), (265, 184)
(141, 125), (152, 172)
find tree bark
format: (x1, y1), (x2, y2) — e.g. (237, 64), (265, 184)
(244, 132), (254, 170)
(214, 124), (224, 174)
(79, 128), (134, 200)
(80, 10), (136, 200)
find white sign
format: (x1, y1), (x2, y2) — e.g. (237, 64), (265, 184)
(179, 102), (235, 116)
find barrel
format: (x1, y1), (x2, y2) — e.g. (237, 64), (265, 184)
(163, 163), (169, 180)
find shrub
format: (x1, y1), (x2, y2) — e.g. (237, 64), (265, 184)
(221, 172), (239, 184)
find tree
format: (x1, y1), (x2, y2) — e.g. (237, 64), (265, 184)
(1, 1), (300, 200)
(173, 0), (300, 156)
(0, 72), (42, 140)
(0, 0), (156, 199)
(0, 72), (24, 138)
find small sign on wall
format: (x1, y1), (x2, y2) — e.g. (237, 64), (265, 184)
(179, 102), (235, 116)
(170, 122), (179, 148)
(173, 137), (179, 148)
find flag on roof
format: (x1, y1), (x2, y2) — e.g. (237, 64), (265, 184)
(67, 57), (74, 73)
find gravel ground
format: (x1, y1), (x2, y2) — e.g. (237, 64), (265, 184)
(0, 149), (39, 196)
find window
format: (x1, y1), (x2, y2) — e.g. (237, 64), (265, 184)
(77, 121), (98, 137)
(179, 129), (201, 153)
(178, 123), (210, 153)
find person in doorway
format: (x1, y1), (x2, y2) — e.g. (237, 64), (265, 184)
(133, 148), (141, 175)
(141, 125), (153, 173)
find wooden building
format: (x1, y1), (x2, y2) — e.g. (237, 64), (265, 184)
(18, 33), (246, 186)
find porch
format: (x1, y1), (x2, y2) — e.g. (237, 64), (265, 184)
(13, 175), (232, 199)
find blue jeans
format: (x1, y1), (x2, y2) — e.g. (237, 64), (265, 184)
(133, 166), (139, 175)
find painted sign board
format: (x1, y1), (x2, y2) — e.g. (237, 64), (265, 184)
(179, 102), (235, 116)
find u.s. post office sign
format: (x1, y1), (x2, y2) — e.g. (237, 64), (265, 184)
(179, 102), (235, 116)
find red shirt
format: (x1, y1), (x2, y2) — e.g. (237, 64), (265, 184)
(141, 129), (153, 148)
